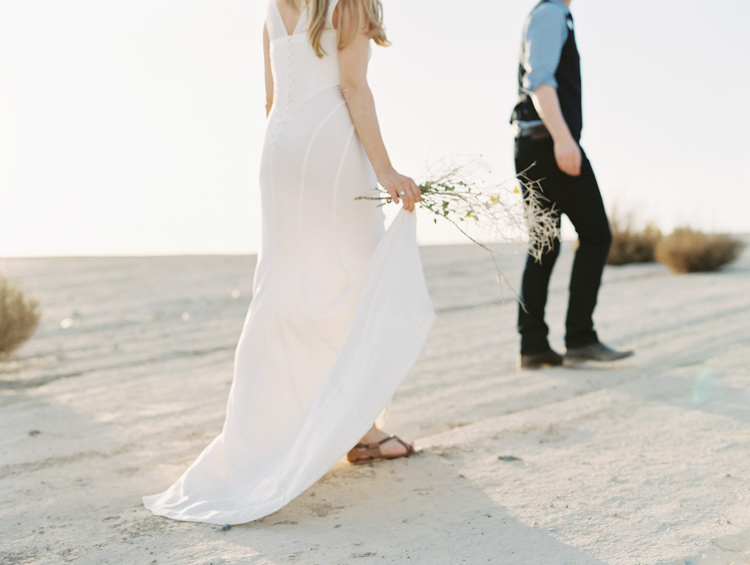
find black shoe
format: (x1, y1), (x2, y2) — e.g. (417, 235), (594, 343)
(519, 349), (564, 370)
(564, 342), (634, 364)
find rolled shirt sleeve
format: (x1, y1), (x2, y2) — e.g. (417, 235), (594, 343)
(522, 4), (570, 94)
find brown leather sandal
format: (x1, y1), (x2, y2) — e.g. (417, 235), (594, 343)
(347, 435), (416, 465)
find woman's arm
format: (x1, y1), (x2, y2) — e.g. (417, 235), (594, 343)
(263, 24), (274, 117)
(336, 0), (420, 211)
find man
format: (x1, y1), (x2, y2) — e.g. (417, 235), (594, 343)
(511, 0), (633, 369)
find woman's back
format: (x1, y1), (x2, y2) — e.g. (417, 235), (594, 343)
(259, 0), (384, 301)
(266, 1), (342, 118)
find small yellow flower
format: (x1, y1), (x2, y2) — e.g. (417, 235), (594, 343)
(488, 194), (499, 206)
(514, 186), (521, 195)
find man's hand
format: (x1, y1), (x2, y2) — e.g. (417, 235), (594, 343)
(532, 85), (582, 177)
(554, 134), (582, 177)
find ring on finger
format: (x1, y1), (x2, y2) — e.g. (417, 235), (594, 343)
(399, 190), (406, 197)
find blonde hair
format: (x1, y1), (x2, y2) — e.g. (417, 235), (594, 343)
(285, 0), (390, 58)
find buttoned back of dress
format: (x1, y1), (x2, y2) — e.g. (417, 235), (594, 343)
(265, 1), (341, 115)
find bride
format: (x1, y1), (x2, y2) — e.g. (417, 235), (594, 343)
(143, 0), (435, 524)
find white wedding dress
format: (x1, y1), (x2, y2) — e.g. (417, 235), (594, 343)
(143, 0), (435, 525)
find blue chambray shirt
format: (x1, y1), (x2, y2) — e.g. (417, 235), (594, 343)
(515, 0), (571, 130)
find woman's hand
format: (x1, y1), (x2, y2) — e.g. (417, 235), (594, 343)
(378, 169), (421, 212)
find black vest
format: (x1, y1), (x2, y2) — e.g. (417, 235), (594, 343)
(511, 0), (583, 141)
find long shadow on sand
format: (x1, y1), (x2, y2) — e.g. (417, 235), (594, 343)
(219, 451), (608, 565)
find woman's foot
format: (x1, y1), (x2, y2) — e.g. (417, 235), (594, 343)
(347, 425), (415, 464)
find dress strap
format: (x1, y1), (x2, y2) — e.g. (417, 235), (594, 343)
(268, 1), (338, 38)
(266, 0), (286, 42)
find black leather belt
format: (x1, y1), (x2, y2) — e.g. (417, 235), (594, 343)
(517, 124), (551, 140)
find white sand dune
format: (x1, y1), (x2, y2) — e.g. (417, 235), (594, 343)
(1, 241), (749, 565)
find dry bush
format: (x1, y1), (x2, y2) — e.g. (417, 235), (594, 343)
(606, 210), (662, 266)
(0, 275), (41, 357)
(655, 228), (745, 273)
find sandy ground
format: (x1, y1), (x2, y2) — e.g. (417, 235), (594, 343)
(1, 240), (749, 565)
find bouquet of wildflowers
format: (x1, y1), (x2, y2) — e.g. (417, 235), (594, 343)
(357, 162), (559, 290)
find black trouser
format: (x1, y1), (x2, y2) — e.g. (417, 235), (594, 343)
(515, 136), (612, 355)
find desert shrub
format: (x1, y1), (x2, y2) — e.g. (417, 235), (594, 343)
(0, 275), (41, 357)
(655, 228), (745, 273)
(606, 211), (662, 266)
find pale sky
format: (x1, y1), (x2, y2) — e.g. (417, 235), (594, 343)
(1, 0), (749, 257)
